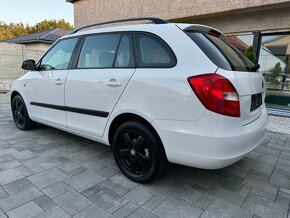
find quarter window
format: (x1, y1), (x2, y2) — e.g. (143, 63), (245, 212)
(40, 38), (78, 71)
(136, 33), (176, 68)
(77, 34), (121, 68)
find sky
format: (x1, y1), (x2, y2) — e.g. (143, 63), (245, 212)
(0, 0), (74, 26)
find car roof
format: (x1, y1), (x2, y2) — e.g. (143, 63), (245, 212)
(61, 23), (225, 40)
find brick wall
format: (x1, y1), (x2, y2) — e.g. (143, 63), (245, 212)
(73, 0), (290, 33)
(0, 42), (47, 84)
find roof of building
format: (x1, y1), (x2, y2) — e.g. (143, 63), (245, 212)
(227, 36), (249, 52)
(67, 0), (79, 3)
(3, 28), (69, 45)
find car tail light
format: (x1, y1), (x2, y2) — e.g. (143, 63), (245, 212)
(188, 74), (240, 117)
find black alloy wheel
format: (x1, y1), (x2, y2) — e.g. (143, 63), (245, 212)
(112, 121), (166, 183)
(12, 95), (35, 130)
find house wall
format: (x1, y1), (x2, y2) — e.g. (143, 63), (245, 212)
(72, 0), (290, 33)
(0, 42), (48, 85)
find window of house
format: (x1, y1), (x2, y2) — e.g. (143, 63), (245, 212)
(258, 33), (290, 110)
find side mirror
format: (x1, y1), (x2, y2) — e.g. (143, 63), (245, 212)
(21, 60), (36, 71)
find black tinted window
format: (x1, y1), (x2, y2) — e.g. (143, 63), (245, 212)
(115, 34), (135, 68)
(186, 32), (254, 72)
(77, 34), (121, 68)
(136, 33), (176, 68)
(40, 38), (78, 70)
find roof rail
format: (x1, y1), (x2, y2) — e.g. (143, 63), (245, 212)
(70, 17), (168, 34)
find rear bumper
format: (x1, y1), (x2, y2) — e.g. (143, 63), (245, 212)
(152, 106), (268, 169)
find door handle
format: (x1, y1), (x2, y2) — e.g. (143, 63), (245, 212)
(106, 79), (122, 87)
(55, 78), (63, 86)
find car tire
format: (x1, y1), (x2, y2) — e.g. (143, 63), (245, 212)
(112, 120), (167, 183)
(11, 95), (36, 130)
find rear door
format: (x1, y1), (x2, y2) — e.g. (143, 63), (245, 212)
(185, 30), (266, 125)
(65, 33), (135, 137)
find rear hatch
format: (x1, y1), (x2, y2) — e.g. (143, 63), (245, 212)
(178, 24), (266, 125)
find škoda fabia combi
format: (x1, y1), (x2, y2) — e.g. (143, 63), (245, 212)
(10, 18), (268, 182)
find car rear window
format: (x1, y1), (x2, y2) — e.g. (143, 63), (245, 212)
(186, 31), (254, 72)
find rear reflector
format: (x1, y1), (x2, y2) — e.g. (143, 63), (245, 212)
(188, 74), (240, 117)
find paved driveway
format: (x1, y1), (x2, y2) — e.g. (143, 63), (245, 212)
(0, 94), (290, 218)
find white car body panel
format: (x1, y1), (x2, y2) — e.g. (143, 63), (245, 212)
(25, 70), (68, 127)
(65, 68), (135, 137)
(10, 22), (268, 169)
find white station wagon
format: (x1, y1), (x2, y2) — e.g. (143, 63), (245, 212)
(10, 18), (268, 182)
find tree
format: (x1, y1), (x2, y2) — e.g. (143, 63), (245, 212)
(0, 19), (73, 41)
(270, 62), (282, 86)
(30, 19), (73, 33)
(244, 46), (256, 62)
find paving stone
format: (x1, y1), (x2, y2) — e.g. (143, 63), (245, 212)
(241, 195), (288, 218)
(142, 182), (178, 198)
(270, 172), (290, 189)
(0, 155), (15, 164)
(128, 207), (158, 218)
(0, 148), (17, 157)
(184, 170), (219, 189)
(0, 188), (7, 201)
(28, 165), (45, 174)
(207, 185), (245, 206)
(0, 186), (43, 212)
(0, 160), (22, 170)
(34, 206), (70, 218)
(95, 165), (120, 179)
(246, 170), (271, 181)
(57, 162), (81, 174)
(7, 201), (43, 218)
(28, 168), (69, 189)
(124, 186), (154, 205)
(276, 191), (290, 208)
(3, 178), (34, 195)
(64, 170), (105, 192)
(243, 175), (279, 195)
(254, 146), (280, 158)
(12, 150), (36, 161)
(142, 195), (166, 212)
(194, 192), (214, 210)
(66, 149), (101, 163)
(248, 188), (277, 201)
(153, 195), (203, 218)
(42, 181), (73, 199)
(101, 174), (138, 195)
(89, 188), (129, 213)
(81, 184), (104, 197)
(202, 198), (252, 218)
(114, 202), (139, 218)
(214, 176), (251, 197)
(54, 190), (93, 215)
(173, 184), (205, 203)
(65, 166), (87, 176)
(39, 160), (63, 170)
(73, 204), (115, 218)
(0, 167), (29, 185)
(80, 158), (109, 171)
(35, 195), (57, 210)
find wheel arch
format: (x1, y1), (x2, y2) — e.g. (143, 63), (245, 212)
(10, 90), (21, 105)
(108, 113), (167, 160)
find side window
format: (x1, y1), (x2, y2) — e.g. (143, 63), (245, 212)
(136, 33), (176, 68)
(77, 34), (121, 68)
(115, 34), (135, 68)
(40, 38), (78, 71)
